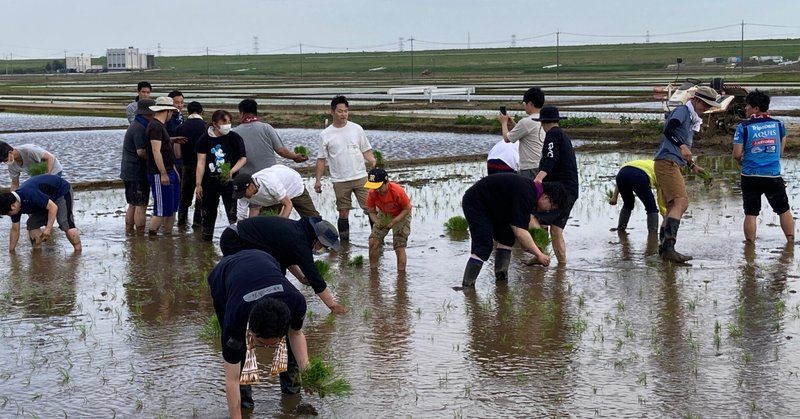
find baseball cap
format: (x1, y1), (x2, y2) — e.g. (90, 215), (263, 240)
(311, 218), (341, 252)
(231, 173), (252, 199)
(364, 168), (388, 189)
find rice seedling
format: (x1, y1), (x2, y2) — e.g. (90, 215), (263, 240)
(443, 216), (468, 232)
(198, 313), (221, 341)
(379, 213), (393, 228)
(528, 227), (551, 251)
(346, 255), (364, 268)
(605, 189), (614, 201)
(219, 162), (232, 182)
(29, 162), (48, 176)
(315, 260), (332, 280)
(373, 150), (384, 167)
(299, 356), (352, 397)
(293, 145), (309, 156)
(695, 169), (713, 186)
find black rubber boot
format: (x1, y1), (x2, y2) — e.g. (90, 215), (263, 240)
(658, 225), (666, 255)
(494, 248), (512, 281)
(337, 218), (350, 241)
(240, 384), (254, 409)
(617, 207), (632, 231)
(647, 212), (659, 234)
(661, 217), (692, 263)
(462, 259), (483, 287)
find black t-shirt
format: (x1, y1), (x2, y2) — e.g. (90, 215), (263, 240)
(462, 173), (539, 229)
(207, 249), (307, 365)
(175, 118), (206, 167)
(145, 119), (176, 175)
(538, 127), (579, 198)
(195, 131), (246, 183)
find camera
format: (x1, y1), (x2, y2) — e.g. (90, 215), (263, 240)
(499, 106), (507, 115)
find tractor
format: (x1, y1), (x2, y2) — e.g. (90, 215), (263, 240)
(654, 77), (748, 136)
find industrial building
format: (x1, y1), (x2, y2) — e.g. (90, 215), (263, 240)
(106, 47), (154, 71)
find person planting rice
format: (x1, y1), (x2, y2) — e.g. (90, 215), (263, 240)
(208, 248), (309, 417)
(653, 86), (720, 262)
(230, 164), (319, 221)
(0, 141), (63, 191)
(608, 159), (665, 234)
(732, 90), (795, 243)
(364, 168), (412, 272)
(0, 174), (81, 252)
(219, 216), (347, 314)
(459, 173), (566, 289)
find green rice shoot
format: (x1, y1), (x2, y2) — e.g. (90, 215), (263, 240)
(379, 213), (393, 228)
(258, 207), (281, 217)
(444, 216), (469, 232)
(294, 145), (308, 156)
(299, 356), (352, 397)
(219, 162), (232, 182)
(29, 162), (48, 176)
(315, 260), (332, 280)
(529, 227), (551, 252)
(346, 255), (364, 268)
(198, 313), (221, 342)
(696, 170), (713, 186)
(373, 150), (384, 167)
(605, 189), (614, 200)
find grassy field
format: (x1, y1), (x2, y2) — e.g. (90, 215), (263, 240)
(1, 38), (800, 81)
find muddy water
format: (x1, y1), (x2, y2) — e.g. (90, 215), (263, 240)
(1, 154), (800, 417)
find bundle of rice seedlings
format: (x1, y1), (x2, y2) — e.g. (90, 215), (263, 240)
(605, 189), (614, 200)
(346, 255), (364, 268)
(258, 207), (281, 217)
(529, 227), (551, 252)
(294, 146), (308, 156)
(315, 260), (331, 280)
(373, 150), (384, 167)
(379, 213), (394, 228)
(299, 356), (352, 397)
(219, 162), (232, 182)
(198, 313), (221, 341)
(443, 216), (469, 232)
(29, 162), (48, 176)
(696, 170), (713, 186)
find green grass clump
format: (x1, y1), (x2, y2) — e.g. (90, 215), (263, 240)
(379, 213), (393, 228)
(219, 162), (232, 182)
(346, 255), (364, 268)
(29, 162), (48, 176)
(258, 207), (281, 217)
(696, 169), (713, 186)
(560, 117), (602, 128)
(373, 150), (384, 167)
(315, 260), (331, 280)
(444, 216), (469, 232)
(300, 356), (352, 397)
(198, 314), (221, 342)
(529, 227), (552, 251)
(294, 145), (308, 156)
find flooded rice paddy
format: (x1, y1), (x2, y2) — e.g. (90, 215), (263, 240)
(1, 154), (800, 417)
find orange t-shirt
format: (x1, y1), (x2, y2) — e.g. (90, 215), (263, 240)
(366, 182), (411, 217)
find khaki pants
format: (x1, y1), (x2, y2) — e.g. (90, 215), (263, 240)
(654, 159), (687, 204)
(333, 177), (368, 211)
(369, 213), (411, 249)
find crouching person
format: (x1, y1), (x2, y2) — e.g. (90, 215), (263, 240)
(208, 249), (310, 418)
(459, 173), (565, 289)
(0, 174), (81, 252)
(364, 168), (412, 272)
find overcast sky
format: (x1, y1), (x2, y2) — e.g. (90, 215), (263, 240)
(5, 0), (800, 59)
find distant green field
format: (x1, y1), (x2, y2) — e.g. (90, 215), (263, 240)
(2, 38), (799, 82)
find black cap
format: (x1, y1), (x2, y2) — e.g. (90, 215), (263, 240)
(231, 173), (252, 199)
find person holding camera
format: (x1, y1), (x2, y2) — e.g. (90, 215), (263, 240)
(498, 87), (546, 178)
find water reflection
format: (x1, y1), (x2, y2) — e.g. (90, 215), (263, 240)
(6, 251), (79, 317)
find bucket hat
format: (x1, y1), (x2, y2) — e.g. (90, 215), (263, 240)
(692, 86), (723, 108)
(149, 96), (178, 112)
(533, 105), (568, 123)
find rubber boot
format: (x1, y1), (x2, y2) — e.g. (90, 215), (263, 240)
(192, 207), (203, 228)
(658, 225), (665, 255)
(337, 218), (350, 241)
(240, 384), (254, 409)
(661, 217), (692, 263)
(617, 207), (632, 231)
(647, 212), (659, 234)
(494, 248), (512, 281)
(462, 258), (483, 288)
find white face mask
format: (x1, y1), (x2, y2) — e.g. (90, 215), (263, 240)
(218, 124), (232, 135)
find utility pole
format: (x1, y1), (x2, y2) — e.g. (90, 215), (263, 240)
(556, 30), (560, 80)
(741, 20), (745, 75)
(468, 32), (470, 49)
(157, 43), (162, 57)
(410, 36), (414, 80)
(299, 43), (303, 79)
(253, 36), (259, 55)
(206, 47), (210, 80)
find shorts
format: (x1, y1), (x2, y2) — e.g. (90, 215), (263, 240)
(369, 213), (411, 248)
(333, 177), (368, 211)
(148, 170), (181, 217)
(291, 188), (321, 217)
(654, 159), (687, 204)
(124, 180), (150, 206)
(27, 191), (76, 231)
(535, 193), (577, 229)
(518, 168), (539, 179)
(462, 195), (515, 261)
(741, 175), (790, 216)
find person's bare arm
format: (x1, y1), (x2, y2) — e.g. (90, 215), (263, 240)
(231, 157), (247, 175)
(195, 154), (206, 200)
(10, 177), (19, 192)
(278, 196), (293, 218)
(363, 150), (377, 168)
(781, 136), (787, 157)
(512, 225), (550, 266)
(150, 140), (169, 185)
(314, 158), (326, 193)
(42, 200), (58, 241)
(732, 144), (744, 164)
(276, 147), (308, 163)
(9, 222), (20, 252)
(609, 184), (619, 205)
(288, 265), (310, 285)
(42, 152), (56, 174)
(287, 329), (310, 370)
(367, 206), (380, 226)
(387, 205), (412, 229)
(317, 288), (346, 314)
(136, 148), (147, 159)
(223, 362), (243, 419)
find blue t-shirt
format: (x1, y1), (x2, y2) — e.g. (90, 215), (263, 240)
(207, 249), (307, 364)
(654, 105), (693, 165)
(733, 116), (786, 177)
(11, 175), (71, 223)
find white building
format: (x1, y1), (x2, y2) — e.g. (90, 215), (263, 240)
(66, 54), (92, 72)
(106, 47), (151, 71)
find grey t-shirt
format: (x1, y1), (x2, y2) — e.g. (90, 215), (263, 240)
(654, 104), (693, 166)
(120, 118), (149, 181)
(507, 115), (545, 171)
(233, 121), (286, 175)
(7, 144), (63, 180)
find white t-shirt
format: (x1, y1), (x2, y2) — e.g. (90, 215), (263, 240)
(507, 115), (545, 171)
(487, 140), (520, 170)
(317, 121), (372, 182)
(236, 164), (305, 220)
